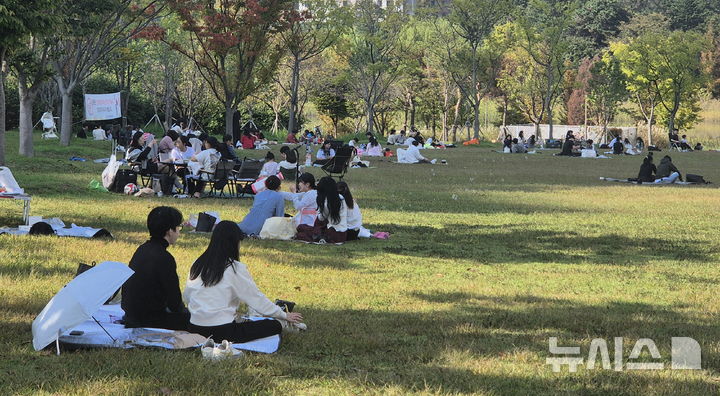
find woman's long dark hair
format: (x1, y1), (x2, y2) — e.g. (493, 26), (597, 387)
(129, 132), (142, 149)
(189, 221), (245, 287)
(322, 141), (332, 156)
(336, 181), (354, 209)
(316, 177), (342, 223)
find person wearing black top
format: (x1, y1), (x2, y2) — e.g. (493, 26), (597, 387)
(557, 131), (579, 156)
(121, 206), (189, 330)
(636, 155), (656, 183)
(219, 134), (240, 163)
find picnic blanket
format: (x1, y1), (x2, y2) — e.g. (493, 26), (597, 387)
(0, 218), (112, 238)
(59, 304), (281, 354)
(599, 177), (703, 185)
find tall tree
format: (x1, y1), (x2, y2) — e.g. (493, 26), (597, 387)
(443, 0), (511, 139)
(344, 0), (404, 135)
(162, 0), (292, 136)
(1, 0), (54, 160)
(587, 51), (628, 135)
(280, 0), (347, 134)
(50, 0), (163, 146)
(517, 0), (578, 139)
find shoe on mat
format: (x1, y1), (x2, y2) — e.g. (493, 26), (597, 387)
(201, 338), (216, 360)
(214, 340), (243, 360)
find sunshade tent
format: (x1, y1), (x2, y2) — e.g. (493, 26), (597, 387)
(31, 261), (133, 352)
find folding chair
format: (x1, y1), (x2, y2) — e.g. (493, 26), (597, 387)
(208, 160), (237, 198)
(234, 158), (263, 197)
(321, 146), (354, 180)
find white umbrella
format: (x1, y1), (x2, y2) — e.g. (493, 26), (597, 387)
(31, 261), (133, 353)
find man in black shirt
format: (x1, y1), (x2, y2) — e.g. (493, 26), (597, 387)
(121, 206), (189, 330)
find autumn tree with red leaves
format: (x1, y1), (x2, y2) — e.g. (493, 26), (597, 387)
(158, 0), (293, 136)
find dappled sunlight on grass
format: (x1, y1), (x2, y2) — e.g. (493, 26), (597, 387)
(2, 133), (720, 394)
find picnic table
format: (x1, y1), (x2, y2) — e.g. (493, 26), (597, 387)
(0, 193), (32, 225)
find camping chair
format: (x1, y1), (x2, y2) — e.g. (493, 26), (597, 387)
(279, 166), (298, 185)
(321, 146), (354, 180)
(40, 112), (59, 140)
(208, 160), (237, 198)
(234, 158), (263, 197)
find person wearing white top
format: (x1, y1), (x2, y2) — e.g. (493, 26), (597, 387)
(397, 140), (435, 164)
(92, 126), (108, 141)
(187, 136), (220, 198)
(313, 141), (335, 166)
(259, 152), (280, 177)
(337, 181), (362, 240)
(280, 173), (318, 227)
(185, 221), (305, 342)
(171, 136), (195, 162)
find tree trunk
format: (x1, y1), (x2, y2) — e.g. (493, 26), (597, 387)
(366, 102), (375, 134)
(225, 104), (234, 136)
(164, 74), (173, 130)
(648, 105), (654, 146)
(287, 56), (301, 134)
(59, 90), (73, 146)
(442, 85), (449, 142)
(0, 51), (6, 166)
(452, 89), (463, 143)
(409, 94), (416, 128)
(472, 45), (479, 139)
(18, 85), (34, 157)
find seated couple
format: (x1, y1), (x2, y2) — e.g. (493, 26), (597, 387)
(236, 173), (363, 243)
(628, 154), (683, 184)
(397, 140), (437, 164)
(122, 206), (305, 344)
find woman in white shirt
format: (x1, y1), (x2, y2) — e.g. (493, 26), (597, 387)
(313, 176), (348, 243)
(313, 141), (335, 166)
(187, 136), (220, 198)
(184, 221), (305, 343)
(259, 151), (280, 177)
(281, 173), (318, 229)
(337, 181), (362, 240)
(171, 136), (195, 162)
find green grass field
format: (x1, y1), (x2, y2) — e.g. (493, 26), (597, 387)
(1, 131), (720, 395)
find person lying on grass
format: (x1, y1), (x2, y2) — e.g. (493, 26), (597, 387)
(238, 176), (285, 236)
(122, 206), (190, 331)
(184, 221), (305, 343)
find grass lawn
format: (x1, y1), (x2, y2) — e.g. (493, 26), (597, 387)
(1, 131), (720, 395)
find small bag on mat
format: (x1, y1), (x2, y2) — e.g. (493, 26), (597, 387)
(686, 174), (708, 184)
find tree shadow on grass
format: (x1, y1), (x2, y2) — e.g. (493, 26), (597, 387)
(375, 223), (714, 265)
(3, 292), (718, 394)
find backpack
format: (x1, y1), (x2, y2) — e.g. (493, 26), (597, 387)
(686, 174), (707, 184)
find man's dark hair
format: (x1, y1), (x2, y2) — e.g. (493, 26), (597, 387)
(223, 134), (233, 143)
(147, 206), (183, 239)
(265, 175), (281, 191)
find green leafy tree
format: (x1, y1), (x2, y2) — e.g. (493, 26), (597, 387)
(568, 0), (630, 59)
(343, 0), (404, 135)
(517, 0), (578, 139)
(161, 0), (293, 136)
(587, 51), (628, 134)
(50, 0), (163, 146)
(280, 0), (348, 134)
(2, 0), (55, 159)
(442, 0), (512, 139)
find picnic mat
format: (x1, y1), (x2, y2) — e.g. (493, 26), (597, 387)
(58, 304), (281, 354)
(0, 221), (112, 238)
(600, 177), (703, 185)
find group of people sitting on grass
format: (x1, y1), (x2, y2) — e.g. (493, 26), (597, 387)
(121, 206), (305, 346)
(502, 131), (538, 153)
(238, 173), (364, 244)
(669, 129), (703, 152)
(631, 153), (684, 184)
